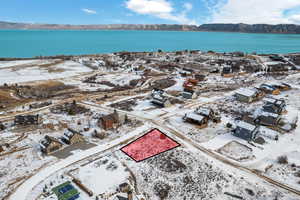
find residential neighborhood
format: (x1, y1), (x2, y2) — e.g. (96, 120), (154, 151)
(0, 50), (300, 200)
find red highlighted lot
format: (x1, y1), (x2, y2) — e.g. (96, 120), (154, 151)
(121, 129), (180, 162)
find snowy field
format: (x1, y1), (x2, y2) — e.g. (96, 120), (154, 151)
(71, 155), (130, 195)
(116, 146), (299, 200)
(0, 60), (92, 84)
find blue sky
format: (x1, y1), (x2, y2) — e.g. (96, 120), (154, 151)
(1, 0), (300, 25)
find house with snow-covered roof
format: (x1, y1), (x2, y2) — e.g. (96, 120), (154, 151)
(234, 88), (261, 103)
(263, 97), (286, 114)
(195, 107), (221, 123)
(62, 128), (85, 145)
(150, 89), (171, 107)
(183, 112), (208, 129)
(233, 121), (259, 141)
(259, 84), (280, 95)
(257, 112), (282, 127)
(40, 135), (63, 155)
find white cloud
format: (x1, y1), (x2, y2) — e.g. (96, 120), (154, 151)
(183, 3), (193, 12)
(125, 0), (197, 25)
(82, 8), (97, 15)
(206, 0), (300, 24)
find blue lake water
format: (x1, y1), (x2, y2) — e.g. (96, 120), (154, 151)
(1, 30), (300, 58)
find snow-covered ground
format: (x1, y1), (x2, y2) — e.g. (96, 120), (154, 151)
(71, 156), (130, 195)
(0, 61), (92, 84)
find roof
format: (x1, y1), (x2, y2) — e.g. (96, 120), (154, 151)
(115, 194), (128, 200)
(263, 97), (285, 106)
(100, 112), (119, 122)
(260, 84), (276, 90)
(260, 111), (279, 118)
(195, 107), (211, 116)
(185, 112), (205, 122)
(236, 121), (257, 132)
(235, 88), (257, 97)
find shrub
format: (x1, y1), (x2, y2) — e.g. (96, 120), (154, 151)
(277, 156), (288, 164)
(294, 171), (300, 177)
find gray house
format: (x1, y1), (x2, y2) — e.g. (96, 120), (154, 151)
(234, 88), (259, 103)
(195, 107), (221, 123)
(150, 89), (171, 107)
(183, 112), (208, 129)
(257, 112), (282, 127)
(263, 98), (286, 114)
(233, 121), (259, 141)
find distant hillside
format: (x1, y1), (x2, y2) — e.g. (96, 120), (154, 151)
(1, 21), (300, 34)
(199, 23), (300, 34)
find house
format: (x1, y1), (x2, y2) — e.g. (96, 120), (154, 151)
(221, 66), (233, 77)
(234, 88), (260, 103)
(259, 84), (280, 95)
(98, 110), (124, 130)
(113, 191), (133, 200)
(119, 183), (131, 193)
(40, 135), (63, 154)
(14, 115), (39, 126)
(182, 91), (197, 99)
(183, 78), (198, 93)
(195, 107), (221, 123)
(263, 98), (286, 114)
(62, 128), (85, 145)
(257, 112), (282, 127)
(183, 112), (208, 128)
(150, 89), (171, 107)
(269, 55), (284, 62)
(271, 82), (291, 91)
(233, 121), (259, 141)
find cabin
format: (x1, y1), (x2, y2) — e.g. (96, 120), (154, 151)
(257, 112), (282, 127)
(234, 88), (260, 103)
(40, 135), (63, 155)
(195, 107), (221, 123)
(233, 121), (259, 141)
(62, 128), (85, 145)
(14, 115), (39, 126)
(183, 112), (208, 128)
(150, 89), (171, 107)
(259, 84), (280, 95)
(98, 110), (120, 130)
(263, 98), (286, 114)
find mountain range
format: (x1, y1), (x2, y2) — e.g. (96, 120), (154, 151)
(1, 21), (300, 34)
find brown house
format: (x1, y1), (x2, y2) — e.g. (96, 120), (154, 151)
(98, 110), (120, 130)
(63, 128), (85, 145)
(183, 112), (209, 129)
(40, 135), (63, 155)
